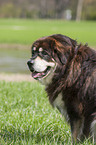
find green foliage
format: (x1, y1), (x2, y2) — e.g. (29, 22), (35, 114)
(0, 81), (70, 144)
(0, 3), (22, 18)
(0, 19), (96, 47)
(0, 81), (94, 144)
(0, 0), (96, 20)
(82, 2), (96, 20)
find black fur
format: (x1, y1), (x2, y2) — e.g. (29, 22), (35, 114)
(27, 34), (96, 142)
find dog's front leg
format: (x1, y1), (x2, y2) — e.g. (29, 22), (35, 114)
(91, 119), (96, 144)
(70, 119), (84, 144)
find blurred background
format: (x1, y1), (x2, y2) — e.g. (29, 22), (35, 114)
(0, 0), (96, 81)
(0, 0), (96, 20)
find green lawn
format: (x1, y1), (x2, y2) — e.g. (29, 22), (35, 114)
(0, 19), (96, 144)
(0, 19), (96, 47)
(0, 81), (93, 145)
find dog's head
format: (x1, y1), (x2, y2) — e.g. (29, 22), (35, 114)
(27, 34), (77, 85)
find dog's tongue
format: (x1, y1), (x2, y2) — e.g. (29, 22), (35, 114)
(32, 72), (45, 79)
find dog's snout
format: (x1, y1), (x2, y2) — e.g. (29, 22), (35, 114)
(27, 59), (34, 66)
(27, 59), (34, 72)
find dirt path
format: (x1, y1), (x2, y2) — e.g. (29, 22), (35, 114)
(0, 44), (31, 50)
(0, 73), (35, 82)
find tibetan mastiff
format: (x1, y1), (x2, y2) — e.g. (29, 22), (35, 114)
(27, 34), (96, 143)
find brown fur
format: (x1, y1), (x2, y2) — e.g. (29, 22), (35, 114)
(28, 34), (96, 143)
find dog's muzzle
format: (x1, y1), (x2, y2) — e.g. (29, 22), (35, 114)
(27, 59), (34, 72)
(27, 58), (52, 80)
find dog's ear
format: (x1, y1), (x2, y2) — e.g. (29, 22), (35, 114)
(50, 34), (77, 65)
(52, 48), (67, 65)
(50, 39), (70, 65)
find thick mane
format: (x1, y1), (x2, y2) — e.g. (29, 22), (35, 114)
(46, 40), (96, 104)
(28, 34), (96, 142)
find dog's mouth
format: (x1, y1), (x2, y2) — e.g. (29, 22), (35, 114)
(32, 66), (51, 80)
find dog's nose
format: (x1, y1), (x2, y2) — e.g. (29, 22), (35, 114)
(27, 59), (34, 72)
(27, 59), (34, 67)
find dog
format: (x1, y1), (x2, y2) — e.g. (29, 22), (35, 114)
(27, 34), (96, 143)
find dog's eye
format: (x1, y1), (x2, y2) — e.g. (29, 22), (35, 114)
(42, 51), (48, 56)
(40, 51), (51, 61)
(39, 50), (49, 57)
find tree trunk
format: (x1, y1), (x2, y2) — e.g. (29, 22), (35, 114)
(76, 0), (84, 21)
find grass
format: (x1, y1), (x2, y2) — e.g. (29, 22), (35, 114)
(0, 19), (96, 144)
(0, 81), (93, 145)
(0, 19), (96, 47)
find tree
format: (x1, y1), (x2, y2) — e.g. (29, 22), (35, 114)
(76, 0), (84, 21)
